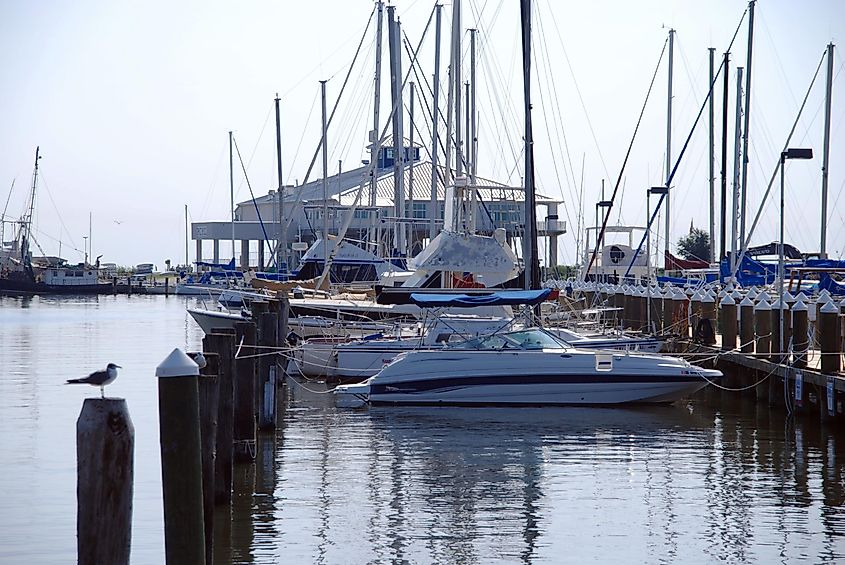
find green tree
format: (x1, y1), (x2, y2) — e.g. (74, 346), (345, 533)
(677, 227), (711, 261)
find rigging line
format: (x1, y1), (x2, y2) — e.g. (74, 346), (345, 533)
(199, 138), (228, 220)
(729, 49), (828, 280)
(232, 103), (275, 203)
(543, 4), (614, 185)
(533, 15), (576, 250)
(623, 7), (750, 279)
(35, 170), (79, 251)
(278, 5), (377, 100)
(232, 136), (276, 270)
(478, 31), (521, 182)
(286, 89), (320, 186)
(584, 36), (669, 277)
(281, 8), (376, 237)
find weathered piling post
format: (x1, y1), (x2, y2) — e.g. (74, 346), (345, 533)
(233, 321), (257, 462)
(814, 290), (831, 346)
(156, 348), (205, 565)
(621, 286), (632, 330)
(770, 298), (786, 365)
(77, 398), (134, 565)
(755, 299), (772, 360)
(164, 276), (170, 296)
(673, 290), (688, 338)
(792, 300), (809, 369)
(203, 330), (235, 505)
(690, 291), (703, 339)
(257, 310), (279, 430)
(739, 296), (755, 353)
(819, 300), (841, 374)
(700, 293), (717, 345)
(250, 299), (270, 320)
(720, 294), (737, 351)
(196, 352), (219, 565)
(661, 289), (672, 335)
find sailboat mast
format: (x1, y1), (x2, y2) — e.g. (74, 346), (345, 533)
(320, 79), (330, 262)
(185, 204), (189, 268)
(371, 1), (384, 210)
(739, 0), (755, 253)
(708, 47), (716, 263)
(520, 0), (539, 291)
(275, 93), (285, 271)
(22, 146), (40, 265)
(731, 67), (744, 270)
(663, 28), (674, 260)
(229, 131), (235, 263)
(429, 3), (443, 240)
(821, 42), (834, 258)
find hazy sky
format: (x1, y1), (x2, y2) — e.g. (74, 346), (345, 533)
(1, 0), (843, 267)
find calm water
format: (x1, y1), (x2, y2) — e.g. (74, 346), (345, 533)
(1, 295), (844, 564)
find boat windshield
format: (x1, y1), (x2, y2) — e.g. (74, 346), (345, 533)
(451, 329), (567, 351)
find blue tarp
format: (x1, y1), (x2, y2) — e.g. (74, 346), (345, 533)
(816, 273), (845, 296)
(195, 258), (237, 271)
(409, 289), (552, 308)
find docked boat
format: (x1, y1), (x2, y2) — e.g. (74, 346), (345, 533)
(334, 327), (720, 407)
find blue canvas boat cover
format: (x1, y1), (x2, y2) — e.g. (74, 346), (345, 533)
(409, 288), (552, 308)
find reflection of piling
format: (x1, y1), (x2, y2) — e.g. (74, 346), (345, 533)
(792, 301), (809, 369)
(76, 398), (134, 565)
(820, 301), (841, 374)
(233, 321), (257, 462)
(204, 330), (236, 505)
(156, 349), (205, 565)
(196, 352), (219, 565)
(257, 311), (279, 430)
(739, 297), (754, 353)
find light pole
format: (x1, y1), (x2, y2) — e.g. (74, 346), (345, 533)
(778, 147), (813, 362)
(82, 236), (88, 266)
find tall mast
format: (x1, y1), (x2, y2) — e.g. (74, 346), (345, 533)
(719, 52), (729, 261)
(664, 28), (674, 259)
(454, 0), (463, 178)
(274, 93), (285, 271)
(387, 5), (405, 255)
(470, 28), (478, 183)
(408, 80), (416, 253)
(320, 80), (330, 260)
(520, 0), (539, 290)
(21, 146), (40, 265)
(708, 47), (716, 263)
(429, 4), (443, 240)
(821, 42), (834, 257)
(229, 131), (234, 262)
(184, 204), (189, 268)
(370, 1), (384, 209)
(731, 67), (744, 269)
(739, 0), (755, 253)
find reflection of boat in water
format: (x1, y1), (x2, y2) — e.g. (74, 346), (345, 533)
(335, 325), (720, 407)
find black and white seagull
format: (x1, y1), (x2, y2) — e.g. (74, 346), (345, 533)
(66, 363), (121, 398)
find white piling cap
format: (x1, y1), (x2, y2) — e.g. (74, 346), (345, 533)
(754, 299), (771, 311)
(819, 289), (831, 299)
(702, 293), (715, 303)
(720, 294), (735, 306)
(156, 348), (200, 378)
(740, 296), (755, 307)
(791, 299), (808, 312)
(756, 291), (771, 303)
(795, 292), (809, 302)
(821, 300), (839, 314)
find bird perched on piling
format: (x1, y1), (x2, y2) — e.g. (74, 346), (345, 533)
(190, 352), (207, 369)
(66, 363), (121, 398)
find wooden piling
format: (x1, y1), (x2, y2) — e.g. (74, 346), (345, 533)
(819, 301), (841, 374)
(720, 295), (737, 351)
(77, 398), (134, 565)
(196, 352), (219, 565)
(203, 331), (236, 505)
(754, 299), (771, 359)
(156, 349), (205, 565)
(771, 300), (786, 364)
(792, 301), (809, 369)
(233, 321), (257, 462)
(700, 294), (717, 345)
(257, 311), (279, 430)
(739, 297), (754, 354)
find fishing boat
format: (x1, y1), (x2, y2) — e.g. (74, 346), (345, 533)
(0, 148), (113, 296)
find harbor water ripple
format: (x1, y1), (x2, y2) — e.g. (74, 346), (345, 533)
(0, 295), (843, 563)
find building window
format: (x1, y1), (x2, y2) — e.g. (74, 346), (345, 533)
(412, 202), (427, 219)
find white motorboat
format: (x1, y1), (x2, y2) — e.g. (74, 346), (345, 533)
(292, 315), (514, 380)
(549, 327), (665, 354)
(334, 327), (720, 408)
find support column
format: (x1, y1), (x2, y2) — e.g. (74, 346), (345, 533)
(257, 242), (265, 272)
(240, 240), (250, 269)
(212, 240), (220, 264)
(196, 239), (203, 265)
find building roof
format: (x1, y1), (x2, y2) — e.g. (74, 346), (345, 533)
(239, 160), (561, 209)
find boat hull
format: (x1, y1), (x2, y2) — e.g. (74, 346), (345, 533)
(0, 278), (114, 295)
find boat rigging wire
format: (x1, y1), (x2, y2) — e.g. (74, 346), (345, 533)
(232, 135), (276, 270)
(622, 8), (750, 279)
(585, 36), (669, 277)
